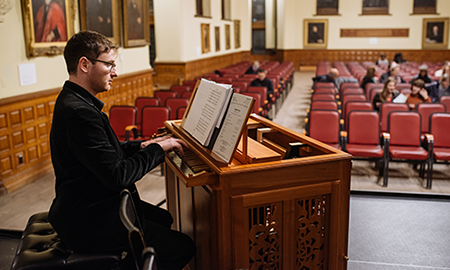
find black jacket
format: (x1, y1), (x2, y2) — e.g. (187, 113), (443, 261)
(48, 81), (165, 253)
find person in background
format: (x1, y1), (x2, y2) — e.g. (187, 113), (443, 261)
(311, 68), (339, 90)
(376, 54), (389, 66)
(410, 65), (432, 84)
(405, 79), (430, 110)
(361, 66), (378, 91)
(48, 30), (195, 270)
(372, 76), (399, 110)
(434, 63), (450, 78)
(426, 73), (450, 103)
(393, 53), (406, 64)
(245, 61), (260, 74)
(250, 68), (274, 99)
(380, 62), (405, 84)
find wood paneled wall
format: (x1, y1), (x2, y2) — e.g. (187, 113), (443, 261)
(0, 70), (154, 194)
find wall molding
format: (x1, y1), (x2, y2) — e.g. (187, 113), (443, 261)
(340, 29), (409, 37)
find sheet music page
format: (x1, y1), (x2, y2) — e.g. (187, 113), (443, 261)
(212, 93), (254, 162)
(393, 93), (407, 103)
(183, 79), (231, 145)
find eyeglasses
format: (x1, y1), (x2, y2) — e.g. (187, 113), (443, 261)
(86, 57), (117, 72)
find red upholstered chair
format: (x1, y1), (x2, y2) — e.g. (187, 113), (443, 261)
(315, 82), (335, 89)
(340, 82), (360, 91)
(237, 77), (254, 85)
(310, 100), (339, 111)
(380, 103), (409, 133)
(109, 105), (137, 141)
(369, 88), (382, 104)
(247, 86), (274, 110)
(215, 77), (233, 84)
(181, 91), (193, 99)
(365, 83), (383, 99)
(183, 80), (197, 90)
(307, 109), (341, 149)
(415, 103), (446, 135)
(439, 96), (450, 112)
(232, 82), (248, 93)
(223, 74), (240, 81)
(154, 91), (177, 106)
(311, 93), (337, 101)
(140, 106), (170, 139)
(203, 73), (219, 81)
(341, 94), (367, 118)
(176, 106), (187, 120)
(426, 112), (450, 188)
(243, 74), (258, 79)
(383, 111), (433, 188)
(242, 92), (266, 116)
(165, 98), (189, 120)
(314, 87), (336, 95)
(396, 83), (411, 91)
(135, 97), (160, 134)
(341, 88), (364, 96)
(343, 101), (373, 130)
(170, 85), (191, 97)
(343, 111), (384, 173)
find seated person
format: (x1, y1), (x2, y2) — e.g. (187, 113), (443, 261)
(245, 61), (260, 74)
(361, 66), (378, 91)
(250, 68), (274, 99)
(376, 54), (389, 66)
(405, 79), (431, 110)
(434, 63), (450, 78)
(426, 73), (450, 103)
(380, 62), (405, 84)
(372, 77), (400, 110)
(393, 52), (406, 64)
(312, 68), (339, 90)
(410, 65), (432, 84)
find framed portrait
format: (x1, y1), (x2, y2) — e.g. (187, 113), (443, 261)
(422, 18), (449, 49)
(201, 23), (210, 53)
(21, 0), (75, 57)
(123, 0), (149, 48)
(234, 20), (241, 49)
(215, 26), (220, 52)
(79, 0), (121, 45)
(225, 24), (231, 50)
(303, 19), (328, 49)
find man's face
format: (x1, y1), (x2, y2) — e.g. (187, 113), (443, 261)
(88, 50), (118, 95)
(391, 67), (399, 76)
(442, 80), (449, 89)
(257, 71), (266, 81)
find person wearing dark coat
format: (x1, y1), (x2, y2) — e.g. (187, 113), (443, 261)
(425, 73), (450, 103)
(48, 30), (195, 270)
(379, 62), (405, 84)
(410, 65), (432, 84)
(250, 68), (274, 99)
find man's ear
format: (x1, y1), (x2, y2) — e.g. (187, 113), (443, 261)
(79, 57), (89, 73)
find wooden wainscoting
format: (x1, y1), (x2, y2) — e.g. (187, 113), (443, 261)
(280, 49), (450, 68)
(0, 69), (154, 194)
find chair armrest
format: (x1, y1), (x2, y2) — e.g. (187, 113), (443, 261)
(340, 131), (347, 152)
(424, 134), (434, 142)
(382, 132), (390, 140)
(125, 125), (138, 141)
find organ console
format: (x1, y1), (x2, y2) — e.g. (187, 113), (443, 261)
(163, 114), (352, 270)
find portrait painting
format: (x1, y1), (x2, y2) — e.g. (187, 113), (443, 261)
(225, 24), (231, 50)
(21, 0), (75, 57)
(215, 26), (220, 52)
(79, 0), (121, 45)
(123, 0), (150, 47)
(201, 23), (210, 54)
(234, 20), (241, 49)
(303, 19), (328, 49)
(422, 18), (449, 49)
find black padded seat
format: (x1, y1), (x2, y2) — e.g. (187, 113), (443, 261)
(11, 212), (122, 270)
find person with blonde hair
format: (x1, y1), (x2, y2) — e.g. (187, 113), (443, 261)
(372, 77), (399, 110)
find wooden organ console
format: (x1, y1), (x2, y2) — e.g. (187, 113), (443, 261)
(163, 114), (352, 270)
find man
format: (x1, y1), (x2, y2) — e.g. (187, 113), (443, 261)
(410, 65), (432, 84)
(380, 62), (405, 84)
(49, 31), (195, 269)
(250, 68), (274, 100)
(34, 0), (67, 42)
(426, 73), (450, 103)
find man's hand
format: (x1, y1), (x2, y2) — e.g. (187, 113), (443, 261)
(141, 136), (188, 155)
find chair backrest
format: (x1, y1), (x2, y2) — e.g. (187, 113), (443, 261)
(165, 98), (189, 120)
(237, 77), (254, 85)
(368, 88), (383, 103)
(141, 106), (170, 138)
(396, 83), (411, 91)
(154, 91), (177, 106)
(215, 77), (233, 84)
(176, 106), (187, 120)
(223, 74), (240, 80)
(340, 82), (360, 90)
(180, 91), (193, 99)
(415, 102), (446, 133)
(310, 100), (338, 111)
(203, 73), (219, 80)
(243, 74), (258, 79)
(365, 83), (383, 98)
(311, 93), (336, 101)
(232, 82), (248, 92)
(440, 96), (450, 112)
(347, 110), (380, 145)
(109, 106), (137, 140)
(119, 189), (145, 270)
(170, 85), (191, 97)
(183, 80), (197, 90)
(341, 94), (367, 117)
(314, 87), (336, 94)
(380, 103), (409, 133)
(387, 111), (422, 147)
(135, 97), (160, 127)
(344, 101), (373, 129)
(341, 88), (364, 96)
(429, 112), (450, 148)
(247, 86), (268, 102)
(315, 82), (335, 88)
(242, 92), (264, 115)
(308, 109), (340, 144)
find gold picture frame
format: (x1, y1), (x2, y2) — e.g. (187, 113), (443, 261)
(21, 0), (75, 57)
(79, 0), (121, 46)
(123, 0), (150, 48)
(215, 26), (220, 52)
(201, 23), (210, 53)
(422, 17), (449, 49)
(303, 19), (328, 49)
(234, 20), (241, 49)
(225, 24), (231, 50)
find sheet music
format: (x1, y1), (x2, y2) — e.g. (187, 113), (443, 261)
(393, 93), (407, 103)
(212, 93), (253, 163)
(183, 79), (232, 146)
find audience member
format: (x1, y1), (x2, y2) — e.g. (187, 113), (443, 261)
(372, 77), (400, 110)
(393, 53), (406, 64)
(312, 68), (339, 90)
(361, 66), (378, 91)
(250, 68), (274, 99)
(426, 73), (450, 103)
(380, 62), (405, 84)
(376, 54), (389, 66)
(434, 63), (450, 78)
(245, 61), (260, 74)
(405, 79), (430, 110)
(410, 65), (432, 84)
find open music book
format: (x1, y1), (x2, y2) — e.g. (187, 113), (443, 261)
(181, 78), (255, 164)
